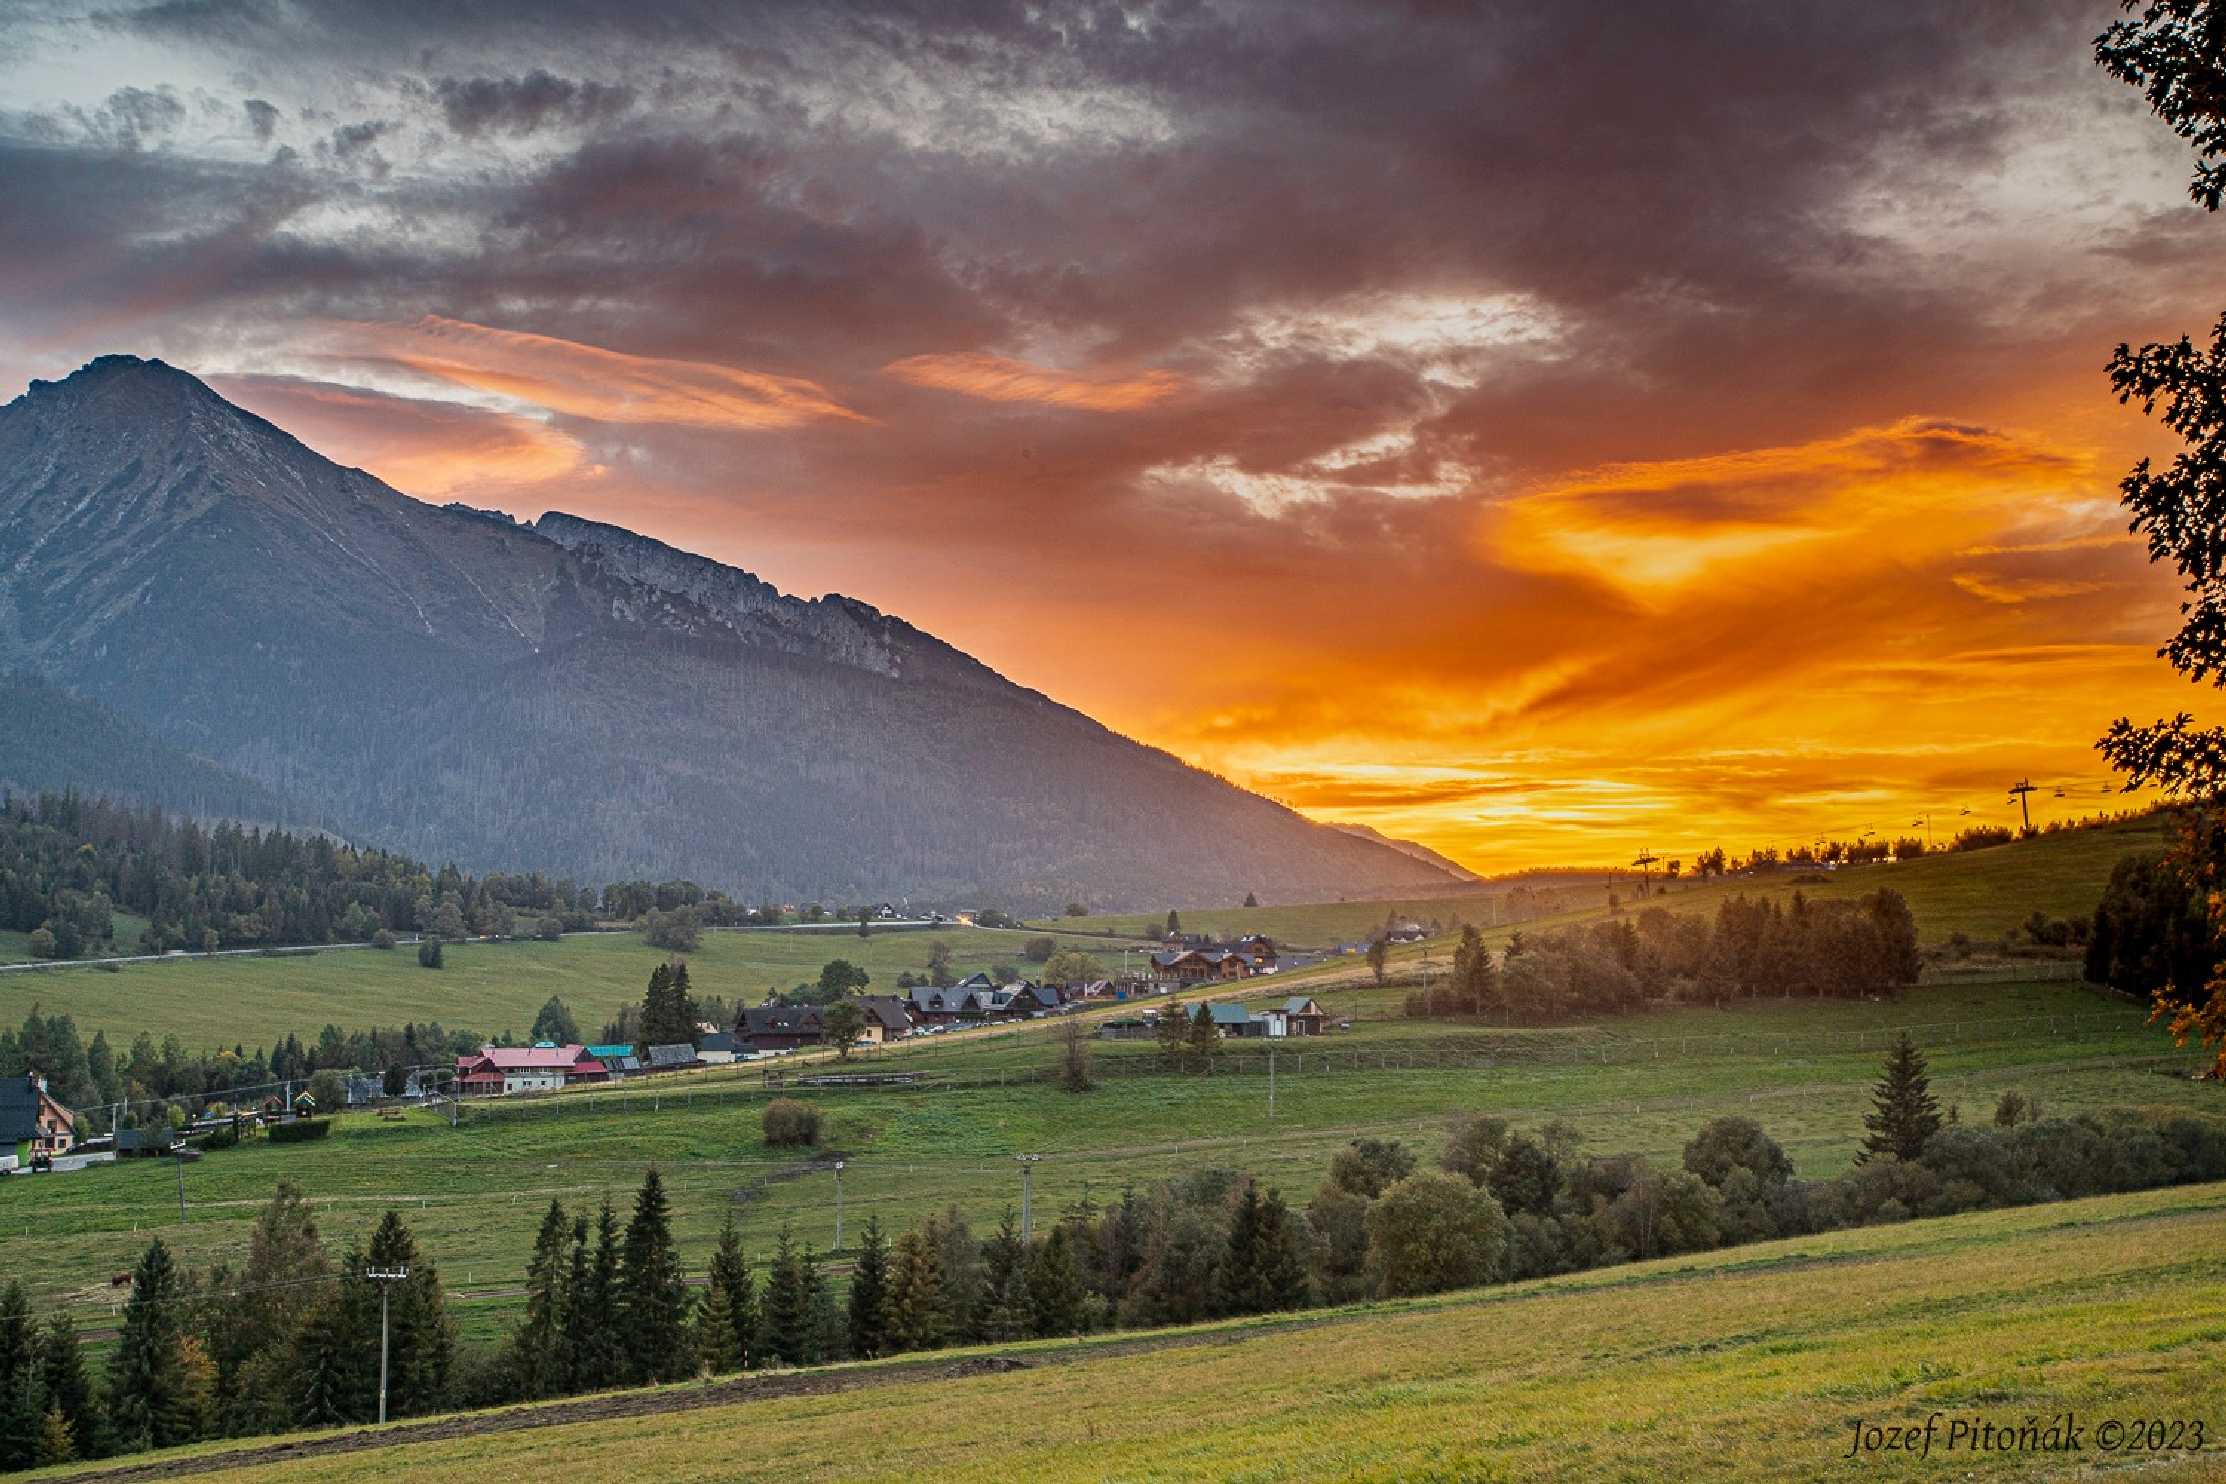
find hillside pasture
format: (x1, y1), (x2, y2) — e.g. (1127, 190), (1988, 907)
(38, 1180), (2226, 1482)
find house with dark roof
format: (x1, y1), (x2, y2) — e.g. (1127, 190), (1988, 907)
(854, 997), (913, 1043)
(586, 1044), (644, 1076)
(0, 1074), (74, 1158)
(697, 1031), (740, 1065)
(739, 1005), (827, 1052)
(906, 985), (979, 1023)
(646, 1043), (700, 1071)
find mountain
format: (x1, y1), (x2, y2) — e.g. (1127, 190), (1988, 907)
(1329, 823), (1481, 883)
(0, 356), (1460, 909)
(0, 671), (295, 824)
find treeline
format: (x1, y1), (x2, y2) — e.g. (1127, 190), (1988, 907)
(1405, 890), (1921, 1019)
(0, 1006), (487, 1126)
(0, 791), (597, 959)
(0, 1187), (447, 1469)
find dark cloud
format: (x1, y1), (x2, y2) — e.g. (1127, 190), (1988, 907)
(431, 69), (634, 137)
(241, 96), (276, 140)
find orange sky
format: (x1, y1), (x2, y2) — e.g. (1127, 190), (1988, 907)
(3, 1), (2220, 875)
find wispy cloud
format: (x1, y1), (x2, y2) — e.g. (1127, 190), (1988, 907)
(883, 352), (1185, 412)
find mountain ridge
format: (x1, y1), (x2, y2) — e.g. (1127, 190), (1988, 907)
(0, 355), (1462, 908)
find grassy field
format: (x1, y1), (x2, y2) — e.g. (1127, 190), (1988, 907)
(4, 974), (2215, 1352)
(38, 1180), (2226, 1482)
(0, 924), (1150, 1050)
(1051, 813), (2174, 953)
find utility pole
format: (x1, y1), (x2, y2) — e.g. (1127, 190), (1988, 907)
(173, 1147), (187, 1224)
(1632, 848), (1659, 897)
(832, 1159), (846, 1252)
(1016, 1154), (1042, 1243)
(1268, 1046), (1276, 1121)
(367, 1265), (411, 1424)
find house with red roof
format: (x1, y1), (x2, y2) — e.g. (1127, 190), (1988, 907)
(454, 1043), (607, 1095)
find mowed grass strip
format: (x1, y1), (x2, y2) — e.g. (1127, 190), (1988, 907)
(50, 1182), (2226, 1483)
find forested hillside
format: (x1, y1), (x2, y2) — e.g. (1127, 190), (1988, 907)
(0, 357), (1457, 910)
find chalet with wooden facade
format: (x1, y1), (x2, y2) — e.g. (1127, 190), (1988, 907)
(1, 1074), (74, 1158)
(739, 1005), (827, 1052)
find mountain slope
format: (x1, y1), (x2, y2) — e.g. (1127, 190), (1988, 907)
(0, 356), (1458, 908)
(1330, 822), (1480, 882)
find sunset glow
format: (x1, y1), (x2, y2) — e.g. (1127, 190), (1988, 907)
(2, 1), (2215, 874)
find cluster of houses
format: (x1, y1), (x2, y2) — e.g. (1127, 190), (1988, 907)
(1146, 934), (1278, 984)
(1100, 994), (1330, 1042)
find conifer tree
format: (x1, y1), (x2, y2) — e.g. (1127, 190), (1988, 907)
(367, 1211), (451, 1417)
(106, 1239), (195, 1452)
(1219, 1180), (1272, 1316)
(1156, 1003), (1188, 1058)
(1256, 1187), (1311, 1311)
(880, 1229), (947, 1354)
(572, 1201), (626, 1390)
(560, 1212), (590, 1390)
(1026, 1226), (1087, 1337)
(977, 1208), (1030, 1341)
(35, 1406), (73, 1467)
(1861, 1032), (1943, 1163)
(1188, 1001), (1219, 1055)
(289, 1243), (376, 1428)
(0, 1281), (35, 1469)
(697, 1219), (754, 1374)
(806, 1274), (845, 1365)
(618, 1169), (694, 1384)
(39, 1313), (101, 1463)
(845, 1217), (890, 1360)
(756, 1226), (814, 1367)
(508, 1200), (573, 1399)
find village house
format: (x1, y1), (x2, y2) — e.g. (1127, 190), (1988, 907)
(1150, 948), (1255, 985)
(454, 1044), (608, 1096)
(1098, 1016), (1156, 1041)
(855, 997), (913, 1043)
(587, 1043), (643, 1076)
(1202, 1002), (1256, 1038)
(1, 1074), (74, 1158)
(1278, 996), (1328, 1036)
(646, 1043), (700, 1072)
(696, 1031), (740, 1065)
(738, 1004), (827, 1052)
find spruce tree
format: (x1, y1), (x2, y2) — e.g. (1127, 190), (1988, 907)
(636, 964), (673, 1055)
(39, 1313), (101, 1463)
(846, 1217), (890, 1360)
(1219, 1180), (1270, 1316)
(509, 1200), (573, 1399)
(573, 1202), (627, 1390)
(289, 1244), (376, 1428)
(106, 1239), (195, 1453)
(806, 1272), (845, 1365)
(1861, 1032), (1943, 1163)
(0, 1281), (34, 1469)
(1257, 1188), (1311, 1311)
(560, 1213), (590, 1391)
(35, 1407), (73, 1467)
(367, 1211), (451, 1417)
(1025, 1226), (1086, 1337)
(1188, 1002), (1220, 1055)
(757, 1227), (813, 1367)
(1156, 1003), (1188, 1058)
(697, 1219), (754, 1374)
(880, 1229), (947, 1354)
(618, 1169), (694, 1384)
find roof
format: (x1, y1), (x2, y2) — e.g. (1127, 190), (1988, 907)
(855, 997), (912, 1032)
(1205, 1002), (1252, 1026)
(465, 1044), (594, 1071)
(741, 1005), (825, 1036)
(1283, 996), (1324, 1015)
(0, 1075), (65, 1143)
(698, 1031), (739, 1053)
(647, 1043), (698, 1068)
(585, 1044), (635, 1060)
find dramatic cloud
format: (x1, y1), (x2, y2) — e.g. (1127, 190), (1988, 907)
(0, 0), (2217, 870)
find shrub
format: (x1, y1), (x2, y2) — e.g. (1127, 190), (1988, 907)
(371, 929), (397, 949)
(418, 938), (444, 969)
(269, 1118), (330, 1144)
(1365, 1173), (1509, 1297)
(1682, 1116), (1793, 1189)
(1328, 1138), (1416, 1199)
(762, 1098), (823, 1148)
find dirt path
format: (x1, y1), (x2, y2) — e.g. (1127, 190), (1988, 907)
(51, 1323), (1315, 1482)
